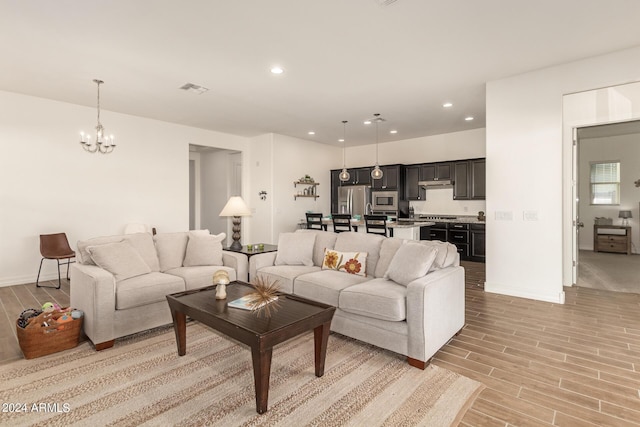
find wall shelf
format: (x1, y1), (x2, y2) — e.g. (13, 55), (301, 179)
(294, 181), (320, 200)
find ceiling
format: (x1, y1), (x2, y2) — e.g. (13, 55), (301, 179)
(2, 0), (640, 147)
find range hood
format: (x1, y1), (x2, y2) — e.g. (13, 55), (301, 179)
(418, 179), (453, 188)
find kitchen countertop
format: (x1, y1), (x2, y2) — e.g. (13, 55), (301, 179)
(397, 215), (486, 225)
(320, 219), (435, 229)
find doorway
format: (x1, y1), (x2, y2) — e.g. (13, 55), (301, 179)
(575, 120), (640, 293)
(189, 144), (242, 239)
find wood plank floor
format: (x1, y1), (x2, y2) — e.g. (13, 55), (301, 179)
(1, 263), (639, 426)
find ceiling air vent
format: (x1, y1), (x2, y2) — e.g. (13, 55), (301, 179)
(376, 0), (398, 6)
(179, 83), (209, 95)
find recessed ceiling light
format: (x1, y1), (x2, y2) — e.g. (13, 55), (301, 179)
(363, 120), (372, 125)
(270, 66), (284, 74)
(443, 102), (453, 108)
(308, 131), (315, 135)
(338, 138), (345, 142)
(465, 116), (474, 121)
(389, 130), (398, 134)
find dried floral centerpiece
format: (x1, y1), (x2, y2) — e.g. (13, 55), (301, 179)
(245, 276), (281, 317)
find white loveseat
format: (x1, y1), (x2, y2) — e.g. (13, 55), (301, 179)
(250, 229), (465, 369)
(70, 231), (248, 350)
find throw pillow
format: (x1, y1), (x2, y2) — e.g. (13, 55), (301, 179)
(274, 232), (316, 266)
(87, 241), (151, 281)
(321, 249), (368, 277)
(384, 242), (437, 286)
(183, 232), (226, 267)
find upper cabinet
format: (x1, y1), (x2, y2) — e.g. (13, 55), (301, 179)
(404, 165), (421, 200)
(470, 159), (486, 199)
(420, 162), (452, 181)
(372, 165), (402, 190)
(453, 158), (485, 200)
(340, 167), (371, 186)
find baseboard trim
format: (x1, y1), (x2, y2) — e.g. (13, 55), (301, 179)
(484, 282), (565, 304)
(0, 273), (64, 288)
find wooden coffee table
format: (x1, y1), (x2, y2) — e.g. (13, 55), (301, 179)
(166, 281), (335, 414)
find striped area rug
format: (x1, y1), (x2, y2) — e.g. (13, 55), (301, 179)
(0, 323), (483, 427)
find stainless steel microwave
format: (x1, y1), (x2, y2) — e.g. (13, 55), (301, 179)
(371, 191), (398, 211)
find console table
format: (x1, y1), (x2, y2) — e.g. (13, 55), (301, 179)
(593, 225), (631, 255)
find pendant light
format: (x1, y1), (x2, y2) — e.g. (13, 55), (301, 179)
(371, 113), (383, 180)
(80, 79), (116, 154)
(339, 120), (351, 182)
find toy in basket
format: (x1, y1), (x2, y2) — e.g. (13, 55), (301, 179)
(16, 304), (83, 359)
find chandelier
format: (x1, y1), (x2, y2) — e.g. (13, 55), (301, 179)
(80, 79), (116, 154)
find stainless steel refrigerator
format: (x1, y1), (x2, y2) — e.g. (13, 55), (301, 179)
(337, 185), (370, 217)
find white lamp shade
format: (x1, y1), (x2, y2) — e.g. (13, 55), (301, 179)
(219, 196), (251, 217)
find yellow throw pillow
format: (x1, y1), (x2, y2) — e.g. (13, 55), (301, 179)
(322, 249), (367, 277)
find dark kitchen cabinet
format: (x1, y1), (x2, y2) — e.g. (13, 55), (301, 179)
(448, 223), (470, 258)
(404, 165), (421, 200)
(330, 169), (340, 214)
(420, 162), (451, 181)
(372, 165), (401, 190)
(425, 222), (448, 241)
(453, 161), (469, 200)
(349, 167), (371, 186)
(453, 159), (485, 200)
(470, 159), (486, 200)
(470, 223), (486, 262)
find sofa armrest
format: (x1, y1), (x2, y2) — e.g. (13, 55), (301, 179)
(69, 263), (117, 346)
(249, 251), (278, 279)
(222, 251), (249, 282)
(405, 266), (465, 363)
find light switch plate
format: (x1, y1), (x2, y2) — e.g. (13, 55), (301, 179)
(523, 210), (538, 221)
(495, 211), (513, 221)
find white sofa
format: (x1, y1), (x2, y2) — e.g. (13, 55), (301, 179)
(70, 231), (248, 350)
(250, 229), (465, 369)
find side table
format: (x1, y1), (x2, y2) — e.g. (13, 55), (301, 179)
(593, 225), (631, 255)
(223, 244), (278, 280)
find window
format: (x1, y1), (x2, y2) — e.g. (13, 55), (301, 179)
(590, 161), (620, 205)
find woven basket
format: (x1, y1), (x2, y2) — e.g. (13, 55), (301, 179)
(16, 310), (83, 359)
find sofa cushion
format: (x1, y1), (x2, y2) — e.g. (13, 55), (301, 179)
(321, 249), (367, 277)
(417, 240), (459, 271)
(87, 241), (151, 281)
(374, 237), (405, 278)
(334, 232), (384, 278)
(153, 230), (209, 272)
(297, 229), (337, 266)
(166, 265), (236, 291)
(116, 272), (185, 310)
(182, 232), (226, 267)
(255, 265), (321, 294)
(384, 242), (438, 286)
(77, 232), (160, 272)
(293, 270), (369, 306)
(274, 232), (316, 267)
(339, 278), (407, 321)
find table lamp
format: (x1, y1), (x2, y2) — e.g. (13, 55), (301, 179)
(618, 210), (632, 226)
(219, 196), (252, 250)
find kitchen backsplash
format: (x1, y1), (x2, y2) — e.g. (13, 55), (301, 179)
(409, 188), (486, 216)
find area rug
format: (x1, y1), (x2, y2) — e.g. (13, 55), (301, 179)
(0, 323), (483, 427)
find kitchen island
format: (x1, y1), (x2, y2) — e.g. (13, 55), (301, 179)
(318, 218), (434, 239)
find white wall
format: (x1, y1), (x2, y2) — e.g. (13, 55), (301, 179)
(345, 128), (485, 167)
(578, 133), (640, 252)
(0, 90), (248, 286)
(247, 134), (274, 244)
(252, 134), (339, 244)
(271, 134), (339, 240)
(486, 45), (640, 303)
